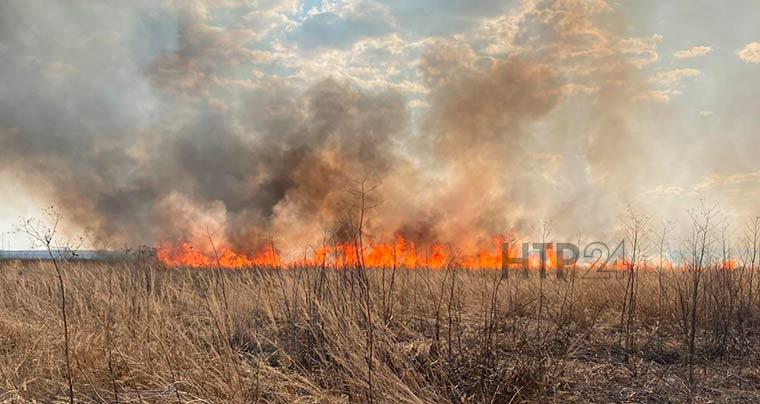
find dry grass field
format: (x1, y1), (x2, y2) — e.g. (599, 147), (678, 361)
(1, 258), (760, 403)
(2, 1), (759, 403)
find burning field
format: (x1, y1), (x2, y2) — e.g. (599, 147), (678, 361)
(2, 0), (760, 402)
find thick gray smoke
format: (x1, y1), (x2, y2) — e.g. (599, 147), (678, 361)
(0, 0), (664, 251)
(0, 2), (412, 250)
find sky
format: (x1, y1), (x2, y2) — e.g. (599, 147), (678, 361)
(0, 0), (758, 251)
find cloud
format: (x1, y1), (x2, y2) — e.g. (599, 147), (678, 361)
(407, 99), (429, 109)
(288, 6), (393, 50)
(561, 83), (599, 96)
(694, 170), (760, 191)
(691, 171), (760, 211)
(516, 0), (662, 72)
(643, 171), (760, 215)
(148, 19), (267, 92)
(616, 34), (663, 68)
(644, 185), (688, 198)
(637, 69), (700, 102)
(383, 0), (517, 37)
(738, 42), (760, 63)
(635, 89), (680, 103)
(651, 68), (702, 85)
(673, 45), (712, 59)
(473, 1), (535, 55)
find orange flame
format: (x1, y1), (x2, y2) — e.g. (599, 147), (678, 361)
(156, 236), (743, 272)
(157, 235), (514, 270)
(157, 242), (280, 269)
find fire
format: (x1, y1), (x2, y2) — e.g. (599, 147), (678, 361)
(156, 236), (742, 272)
(157, 242), (280, 269)
(157, 235), (514, 270)
(721, 259), (737, 271)
(290, 235), (465, 270)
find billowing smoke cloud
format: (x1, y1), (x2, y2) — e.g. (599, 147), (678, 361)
(394, 0), (663, 243)
(410, 43), (561, 246)
(0, 0), (667, 252)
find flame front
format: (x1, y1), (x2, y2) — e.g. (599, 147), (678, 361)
(157, 235), (738, 272)
(157, 235), (514, 270)
(157, 243), (280, 269)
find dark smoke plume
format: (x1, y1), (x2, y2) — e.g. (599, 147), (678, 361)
(0, 0), (663, 251)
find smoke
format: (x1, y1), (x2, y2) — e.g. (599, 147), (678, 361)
(410, 43), (561, 246)
(0, 0), (664, 251)
(393, 0), (661, 243)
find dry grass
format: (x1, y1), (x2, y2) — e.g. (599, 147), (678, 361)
(1, 260), (760, 403)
